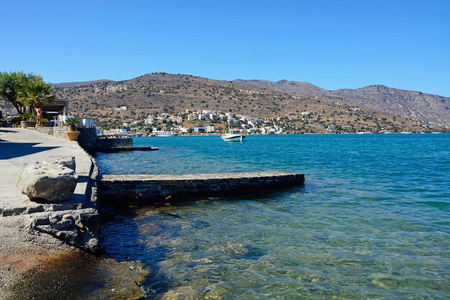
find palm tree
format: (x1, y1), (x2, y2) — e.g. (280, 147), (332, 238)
(18, 80), (56, 125)
(0, 71), (44, 116)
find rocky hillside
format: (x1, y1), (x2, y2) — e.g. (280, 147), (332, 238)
(48, 73), (438, 132)
(237, 80), (450, 125)
(54, 79), (113, 88)
(1, 73), (440, 133)
(331, 85), (449, 125)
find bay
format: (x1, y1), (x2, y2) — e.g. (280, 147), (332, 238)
(97, 134), (450, 299)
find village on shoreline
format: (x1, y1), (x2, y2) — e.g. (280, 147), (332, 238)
(100, 108), (447, 137)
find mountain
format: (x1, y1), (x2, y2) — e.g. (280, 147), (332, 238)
(331, 85), (449, 125)
(2, 72), (444, 133)
(46, 73), (440, 132)
(237, 80), (449, 125)
(233, 79), (328, 97)
(53, 79), (114, 88)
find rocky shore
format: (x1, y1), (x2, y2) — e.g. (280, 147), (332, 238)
(0, 128), (147, 299)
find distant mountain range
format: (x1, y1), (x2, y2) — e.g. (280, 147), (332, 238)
(235, 79), (449, 125)
(52, 75), (449, 126)
(39, 73), (446, 133)
(2, 72), (445, 132)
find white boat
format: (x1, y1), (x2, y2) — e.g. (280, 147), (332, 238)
(221, 129), (245, 142)
(154, 130), (178, 137)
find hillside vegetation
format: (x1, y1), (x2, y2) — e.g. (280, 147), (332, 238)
(2, 72), (444, 133)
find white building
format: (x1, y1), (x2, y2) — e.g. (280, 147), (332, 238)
(144, 115), (155, 124)
(158, 113), (170, 120)
(188, 113), (197, 121)
(204, 125), (216, 133)
(103, 128), (127, 135)
(82, 118), (95, 128)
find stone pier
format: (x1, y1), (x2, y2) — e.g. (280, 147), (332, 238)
(99, 171), (305, 204)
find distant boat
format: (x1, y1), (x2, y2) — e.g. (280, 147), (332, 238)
(221, 129), (245, 142)
(154, 130), (178, 137)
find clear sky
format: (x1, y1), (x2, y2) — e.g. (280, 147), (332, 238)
(1, 0), (449, 96)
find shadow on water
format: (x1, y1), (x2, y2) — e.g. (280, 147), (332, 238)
(0, 141), (59, 159)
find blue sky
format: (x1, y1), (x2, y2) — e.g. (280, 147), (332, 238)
(2, 0), (449, 96)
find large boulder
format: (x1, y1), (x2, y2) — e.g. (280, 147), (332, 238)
(17, 162), (78, 202)
(42, 155), (76, 170)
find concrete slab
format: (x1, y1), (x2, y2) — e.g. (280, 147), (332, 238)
(100, 171), (305, 203)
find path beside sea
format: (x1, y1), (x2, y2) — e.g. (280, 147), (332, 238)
(0, 128), (146, 299)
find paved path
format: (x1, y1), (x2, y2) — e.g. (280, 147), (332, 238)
(0, 128), (93, 215)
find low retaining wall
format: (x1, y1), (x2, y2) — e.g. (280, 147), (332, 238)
(96, 137), (133, 151)
(34, 127), (134, 154)
(36, 126), (69, 139)
(99, 171), (305, 204)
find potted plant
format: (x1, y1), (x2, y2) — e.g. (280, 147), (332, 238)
(65, 117), (80, 141)
(20, 111), (36, 128)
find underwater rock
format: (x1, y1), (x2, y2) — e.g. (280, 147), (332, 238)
(220, 242), (266, 259)
(221, 242), (249, 256)
(160, 286), (201, 300)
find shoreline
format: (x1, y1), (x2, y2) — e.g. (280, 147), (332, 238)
(0, 128), (147, 299)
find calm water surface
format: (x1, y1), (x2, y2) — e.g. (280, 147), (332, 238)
(97, 134), (450, 299)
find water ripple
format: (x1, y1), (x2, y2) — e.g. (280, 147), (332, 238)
(99, 134), (450, 299)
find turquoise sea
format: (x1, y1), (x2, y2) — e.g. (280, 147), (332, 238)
(96, 134), (450, 299)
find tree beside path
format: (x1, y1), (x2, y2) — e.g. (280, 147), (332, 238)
(0, 71), (56, 121)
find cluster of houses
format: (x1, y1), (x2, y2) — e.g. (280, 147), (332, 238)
(108, 109), (290, 135)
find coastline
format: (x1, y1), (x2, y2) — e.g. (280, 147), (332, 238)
(0, 128), (146, 299)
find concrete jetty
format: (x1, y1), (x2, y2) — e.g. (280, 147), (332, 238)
(99, 171), (305, 203)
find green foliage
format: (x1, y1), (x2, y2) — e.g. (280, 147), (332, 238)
(18, 79), (56, 109)
(0, 71), (55, 116)
(65, 117), (79, 126)
(0, 71), (33, 115)
(21, 111), (35, 121)
(65, 117), (79, 131)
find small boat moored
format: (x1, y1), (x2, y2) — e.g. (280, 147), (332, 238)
(154, 130), (178, 137)
(221, 129), (245, 142)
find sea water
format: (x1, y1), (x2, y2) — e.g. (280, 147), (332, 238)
(96, 134), (450, 299)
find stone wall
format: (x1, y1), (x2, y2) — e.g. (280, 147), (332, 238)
(96, 137), (133, 150)
(36, 126), (69, 139)
(77, 128), (97, 154)
(99, 171), (305, 205)
(25, 157), (101, 254)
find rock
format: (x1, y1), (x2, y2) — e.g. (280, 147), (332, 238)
(49, 213), (61, 224)
(17, 163), (78, 202)
(221, 242), (249, 256)
(160, 286), (201, 300)
(219, 242), (265, 259)
(42, 155), (76, 170)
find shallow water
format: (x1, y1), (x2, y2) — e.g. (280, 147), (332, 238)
(97, 134), (450, 299)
